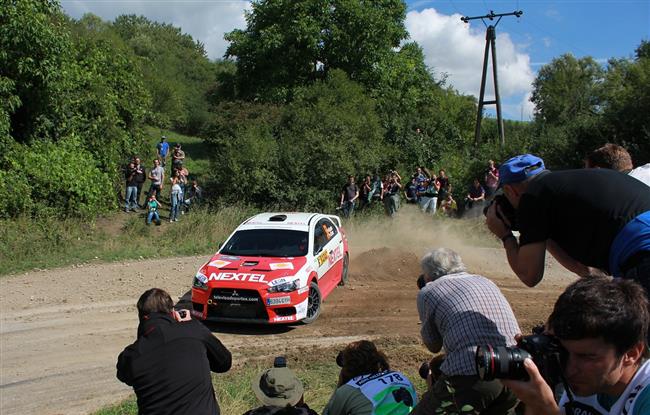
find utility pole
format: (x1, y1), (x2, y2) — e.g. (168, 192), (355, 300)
(461, 10), (522, 147)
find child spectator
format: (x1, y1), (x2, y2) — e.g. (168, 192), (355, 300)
(146, 195), (162, 225)
(244, 357), (318, 415)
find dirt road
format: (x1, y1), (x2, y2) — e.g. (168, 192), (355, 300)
(0, 215), (572, 414)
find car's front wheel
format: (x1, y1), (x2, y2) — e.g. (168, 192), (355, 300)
(302, 281), (321, 324)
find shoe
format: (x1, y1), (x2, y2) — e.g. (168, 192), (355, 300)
(174, 218), (178, 222)
(169, 219), (173, 223)
(181, 211), (184, 215)
(124, 209), (129, 213)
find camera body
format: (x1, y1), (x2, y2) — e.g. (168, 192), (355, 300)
(483, 194), (519, 231)
(475, 331), (567, 387)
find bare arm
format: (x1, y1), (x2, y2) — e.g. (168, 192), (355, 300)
(546, 240), (608, 277)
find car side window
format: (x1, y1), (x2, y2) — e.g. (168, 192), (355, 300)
(313, 219), (337, 255)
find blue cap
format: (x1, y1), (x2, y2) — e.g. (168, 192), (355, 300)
(498, 154), (545, 187)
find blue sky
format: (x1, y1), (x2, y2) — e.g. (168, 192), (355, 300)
(61, 0), (650, 120)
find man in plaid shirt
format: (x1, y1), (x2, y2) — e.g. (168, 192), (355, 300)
(411, 248), (521, 415)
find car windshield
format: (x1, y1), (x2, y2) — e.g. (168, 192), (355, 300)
(220, 229), (309, 257)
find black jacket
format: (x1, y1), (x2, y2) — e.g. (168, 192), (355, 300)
(117, 313), (232, 415)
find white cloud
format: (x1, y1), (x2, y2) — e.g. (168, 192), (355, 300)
(405, 8), (535, 118)
(60, 0), (250, 59)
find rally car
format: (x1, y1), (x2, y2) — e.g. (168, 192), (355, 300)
(190, 212), (349, 324)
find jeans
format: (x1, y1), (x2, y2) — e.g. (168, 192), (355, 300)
(170, 191), (181, 221)
(384, 194), (400, 217)
(341, 200), (355, 218)
(125, 186), (138, 211)
(419, 196), (438, 214)
(147, 211), (160, 225)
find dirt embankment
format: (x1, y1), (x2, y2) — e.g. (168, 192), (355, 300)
(0, 209), (571, 414)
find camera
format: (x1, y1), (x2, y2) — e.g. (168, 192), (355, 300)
(418, 355), (444, 380)
(475, 329), (567, 387)
(178, 310), (188, 319)
(483, 194), (519, 231)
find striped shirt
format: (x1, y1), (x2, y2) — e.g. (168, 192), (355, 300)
(417, 272), (521, 376)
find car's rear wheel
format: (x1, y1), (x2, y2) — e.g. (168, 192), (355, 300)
(302, 281), (321, 324)
(338, 253), (349, 286)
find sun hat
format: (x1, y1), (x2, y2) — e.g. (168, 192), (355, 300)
(252, 366), (304, 406)
(498, 154), (546, 188)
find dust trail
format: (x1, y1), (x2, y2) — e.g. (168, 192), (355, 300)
(343, 205), (571, 286)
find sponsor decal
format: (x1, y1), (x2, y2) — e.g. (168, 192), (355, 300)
(270, 262), (294, 271)
(267, 296), (291, 306)
(269, 278), (288, 287)
(328, 246), (343, 266)
(297, 287), (309, 295)
(208, 259), (231, 268)
(208, 272), (268, 283)
(221, 255), (240, 260)
(213, 293), (258, 302)
(273, 316), (294, 322)
(317, 250), (329, 266)
(196, 273), (208, 284)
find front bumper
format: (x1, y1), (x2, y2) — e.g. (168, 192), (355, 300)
(191, 286), (309, 324)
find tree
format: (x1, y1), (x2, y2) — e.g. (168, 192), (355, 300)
(224, 0), (408, 101)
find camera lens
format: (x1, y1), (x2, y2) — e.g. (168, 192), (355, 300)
(418, 361), (430, 379)
(475, 345), (532, 381)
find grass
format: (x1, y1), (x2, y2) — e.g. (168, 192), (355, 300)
(0, 205), (257, 276)
(93, 343), (430, 415)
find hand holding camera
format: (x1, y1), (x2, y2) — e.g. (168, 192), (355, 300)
(173, 309), (191, 322)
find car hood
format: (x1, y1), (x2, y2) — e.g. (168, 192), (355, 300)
(200, 254), (308, 287)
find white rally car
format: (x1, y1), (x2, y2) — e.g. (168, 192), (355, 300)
(190, 212), (349, 324)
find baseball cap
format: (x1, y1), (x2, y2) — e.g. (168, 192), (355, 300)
(252, 366), (304, 406)
(498, 154), (546, 188)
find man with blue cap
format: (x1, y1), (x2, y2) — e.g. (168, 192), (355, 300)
(485, 154), (650, 293)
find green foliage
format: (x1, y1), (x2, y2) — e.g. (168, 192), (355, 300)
(205, 70), (386, 210)
(224, 0), (408, 101)
(112, 14), (214, 134)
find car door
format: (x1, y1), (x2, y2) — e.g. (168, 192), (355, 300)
(312, 218), (343, 297)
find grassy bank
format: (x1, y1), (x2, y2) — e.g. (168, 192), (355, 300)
(0, 205), (256, 276)
(94, 341), (430, 415)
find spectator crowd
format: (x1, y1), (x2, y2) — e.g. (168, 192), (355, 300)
(122, 135), (203, 225)
(116, 142), (650, 415)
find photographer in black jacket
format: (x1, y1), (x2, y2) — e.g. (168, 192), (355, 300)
(117, 288), (232, 415)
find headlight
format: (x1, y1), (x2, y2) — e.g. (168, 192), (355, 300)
(193, 272), (208, 290)
(267, 279), (300, 293)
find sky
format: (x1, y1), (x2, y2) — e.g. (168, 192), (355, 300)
(61, 0), (650, 120)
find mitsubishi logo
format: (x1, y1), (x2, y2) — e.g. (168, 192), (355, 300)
(231, 290), (239, 296)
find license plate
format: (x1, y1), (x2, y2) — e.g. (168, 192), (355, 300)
(267, 296), (291, 306)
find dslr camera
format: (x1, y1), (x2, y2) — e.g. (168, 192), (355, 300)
(483, 194), (519, 231)
(475, 327), (567, 387)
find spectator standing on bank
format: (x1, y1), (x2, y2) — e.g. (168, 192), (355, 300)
(169, 170), (182, 223)
(147, 159), (164, 200)
(485, 154), (650, 295)
(124, 162), (139, 212)
(172, 143), (186, 171)
(358, 175), (372, 210)
(464, 178), (486, 215)
(323, 340), (417, 415)
(585, 143), (650, 187)
(382, 172), (402, 217)
(243, 357), (318, 415)
(484, 160), (499, 198)
(369, 174), (383, 202)
(405, 177), (419, 204)
(117, 288), (231, 415)
(146, 195), (162, 225)
(436, 170), (450, 207)
(133, 157), (147, 208)
(183, 179), (203, 213)
(339, 175), (359, 218)
(157, 136), (170, 168)
(419, 176), (440, 214)
(412, 248), (520, 414)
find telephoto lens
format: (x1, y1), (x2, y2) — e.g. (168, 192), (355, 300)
(418, 361), (430, 380)
(475, 345), (532, 381)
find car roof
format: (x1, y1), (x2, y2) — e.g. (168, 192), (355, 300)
(238, 212), (331, 232)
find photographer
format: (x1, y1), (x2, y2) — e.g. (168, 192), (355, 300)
(323, 340), (417, 415)
(485, 154), (650, 294)
(117, 288), (232, 415)
(500, 277), (650, 415)
(412, 248), (520, 414)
